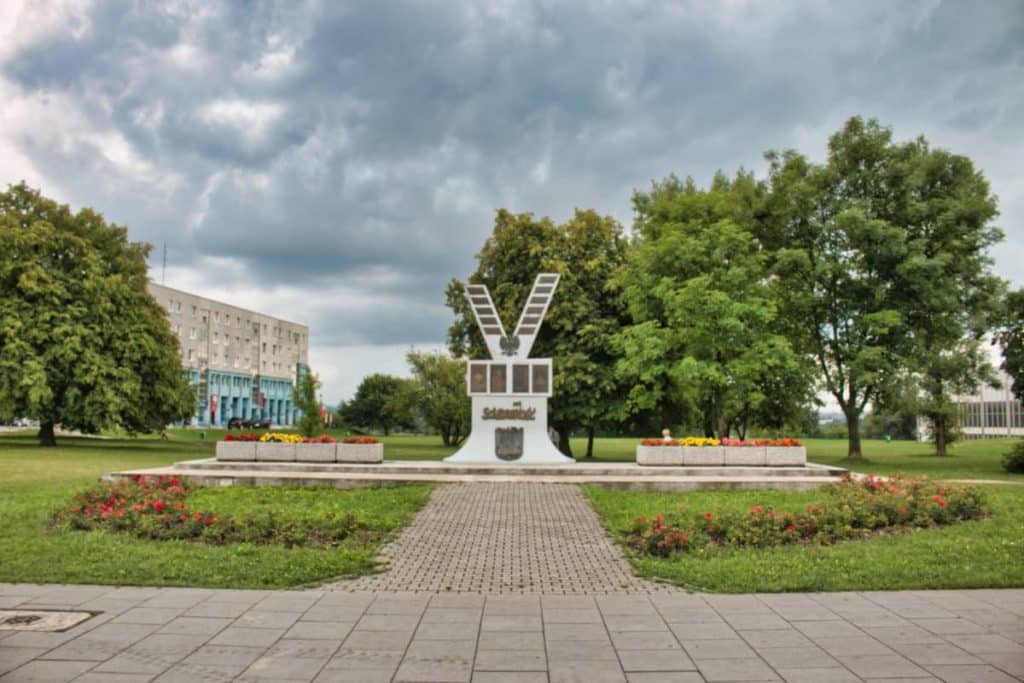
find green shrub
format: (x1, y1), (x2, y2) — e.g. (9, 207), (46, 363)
(626, 475), (987, 557)
(1002, 442), (1024, 473)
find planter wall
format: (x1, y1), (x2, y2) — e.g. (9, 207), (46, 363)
(297, 443), (337, 463)
(255, 443), (296, 462)
(765, 446), (806, 466)
(682, 446), (724, 466)
(337, 443), (384, 463)
(724, 446), (766, 466)
(636, 445), (683, 466)
(216, 442), (256, 462)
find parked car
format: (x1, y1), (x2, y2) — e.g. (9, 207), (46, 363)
(243, 417), (272, 429)
(226, 417), (244, 429)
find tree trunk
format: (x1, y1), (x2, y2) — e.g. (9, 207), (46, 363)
(38, 421), (56, 447)
(557, 425), (573, 458)
(585, 427), (595, 459)
(844, 409), (863, 459)
(934, 415), (948, 457)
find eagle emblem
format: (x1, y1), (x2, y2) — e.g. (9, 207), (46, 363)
(499, 334), (520, 357)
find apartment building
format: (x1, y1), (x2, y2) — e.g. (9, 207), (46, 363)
(149, 282), (310, 426)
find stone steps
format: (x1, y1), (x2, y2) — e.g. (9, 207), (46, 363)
(104, 459), (848, 491)
(176, 458), (839, 478)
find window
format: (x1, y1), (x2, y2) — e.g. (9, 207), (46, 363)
(215, 312), (220, 323)
(236, 316), (241, 327)
(213, 332), (219, 344)
(176, 301), (182, 312)
(189, 328), (197, 340)
(192, 305), (197, 317)
(188, 349), (193, 361)
(262, 342), (267, 352)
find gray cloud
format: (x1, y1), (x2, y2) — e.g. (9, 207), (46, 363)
(1, 0), (1022, 400)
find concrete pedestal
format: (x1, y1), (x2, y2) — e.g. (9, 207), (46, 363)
(445, 396), (572, 464)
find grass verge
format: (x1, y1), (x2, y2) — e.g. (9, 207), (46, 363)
(584, 484), (1024, 593)
(0, 436), (432, 588)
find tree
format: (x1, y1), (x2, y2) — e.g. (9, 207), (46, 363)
(292, 368), (323, 438)
(445, 208), (630, 457)
(762, 117), (1002, 458)
(618, 172), (814, 439)
(999, 289), (1024, 401)
(889, 135), (1003, 455)
(340, 373), (417, 436)
(406, 350), (470, 447)
(0, 183), (194, 446)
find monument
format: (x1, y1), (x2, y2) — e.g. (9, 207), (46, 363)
(445, 273), (573, 464)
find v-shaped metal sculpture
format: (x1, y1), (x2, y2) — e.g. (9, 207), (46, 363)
(464, 273), (560, 360)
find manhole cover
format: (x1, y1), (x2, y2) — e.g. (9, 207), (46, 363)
(0, 609), (97, 632)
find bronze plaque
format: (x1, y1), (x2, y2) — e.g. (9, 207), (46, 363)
(495, 427), (524, 461)
(470, 363), (487, 393)
(490, 364), (507, 393)
(532, 364), (549, 393)
(513, 364), (530, 393)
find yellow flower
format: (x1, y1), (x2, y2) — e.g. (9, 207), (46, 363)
(679, 436), (720, 447)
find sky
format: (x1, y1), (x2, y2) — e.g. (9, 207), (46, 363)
(1, 0), (1022, 405)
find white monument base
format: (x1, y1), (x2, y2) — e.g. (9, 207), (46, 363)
(445, 396), (573, 464)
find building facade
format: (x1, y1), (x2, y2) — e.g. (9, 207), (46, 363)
(149, 282), (310, 427)
(916, 345), (1024, 440)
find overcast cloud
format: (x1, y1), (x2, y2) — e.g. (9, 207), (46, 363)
(1, 0), (1022, 403)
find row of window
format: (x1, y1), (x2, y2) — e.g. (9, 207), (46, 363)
(957, 400), (1024, 429)
(165, 298), (306, 346)
(174, 328), (299, 358)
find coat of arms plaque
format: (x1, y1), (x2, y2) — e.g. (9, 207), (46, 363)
(495, 427), (524, 461)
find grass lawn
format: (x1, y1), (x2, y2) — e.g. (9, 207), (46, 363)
(585, 484), (1024, 593)
(0, 433), (432, 589)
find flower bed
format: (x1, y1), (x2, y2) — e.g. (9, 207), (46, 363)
(636, 436), (806, 466)
(51, 475), (365, 548)
(625, 475), (987, 557)
(338, 437), (383, 463)
(216, 433), (380, 463)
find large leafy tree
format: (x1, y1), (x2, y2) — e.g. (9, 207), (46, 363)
(339, 373), (417, 436)
(998, 289), (1024, 401)
(0, 183), (194, 446)
(763, 118), (1004, 458)
(406, 350), (470, 447)
(618, 172), (813, 439)
(446, 209), (630, 457)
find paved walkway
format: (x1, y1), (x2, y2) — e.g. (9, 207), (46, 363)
(330, 483), (660, 594)
(1, 584), (1022, 682)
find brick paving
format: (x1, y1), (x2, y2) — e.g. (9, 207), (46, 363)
(329, 483), (660, 594)
(0, 584), (1022, 681)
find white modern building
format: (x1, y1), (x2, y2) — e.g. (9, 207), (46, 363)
(149, 282), (309, 427)
(918, 344), (1024, 440)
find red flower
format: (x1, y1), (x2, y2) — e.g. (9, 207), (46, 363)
(704, 512), (713, 520)
(153, 501), (165, 512)
(751, 505), (763, 514)
(786, 524), (796, 532)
